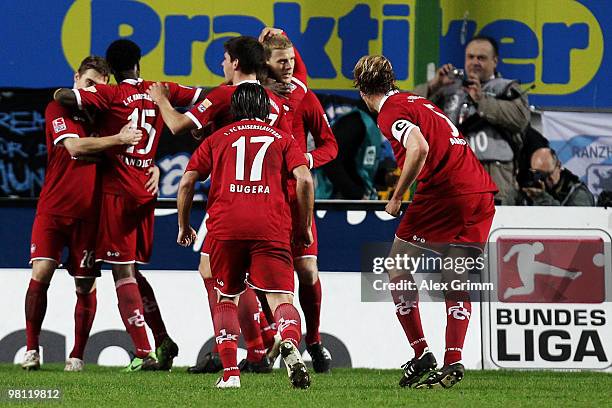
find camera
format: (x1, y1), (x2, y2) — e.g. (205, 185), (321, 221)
(520, 169), (548, 189)
(450, 68), (475, 87)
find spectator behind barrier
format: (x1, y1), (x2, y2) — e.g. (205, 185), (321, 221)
(514, 148), (595, 206)
(316, 109), (381, 200)
(413, 35), (530, 205)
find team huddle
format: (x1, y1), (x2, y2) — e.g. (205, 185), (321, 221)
(25, 26), (496, 390)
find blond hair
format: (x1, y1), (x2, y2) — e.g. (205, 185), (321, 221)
(353, 55), (397, 95)
(262, 34), (293, 60)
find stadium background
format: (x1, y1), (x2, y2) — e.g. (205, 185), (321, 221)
(1, 0), (611, 373)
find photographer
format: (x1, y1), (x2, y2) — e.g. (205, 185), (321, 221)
(414, 36), (530, 205)
(517, 148), (594, 206)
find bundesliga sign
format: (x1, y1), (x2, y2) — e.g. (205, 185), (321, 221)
(482, 229), (612, 370)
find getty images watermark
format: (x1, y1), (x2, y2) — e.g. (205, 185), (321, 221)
(360, 243), (494, 302)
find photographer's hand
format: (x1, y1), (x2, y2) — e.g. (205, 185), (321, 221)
(428, 63), (455, 94)
(465, 73), (482, 102)
(522, 181), (545, 199)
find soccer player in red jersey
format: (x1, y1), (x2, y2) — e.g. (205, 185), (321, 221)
(354, 56), (497, 388)
(24, 56), (145, 371)
(54, 40), (203, 371)
(147, 36), (290, 374)
(177, 83), (314, 389)
(257, 28), (338, 372)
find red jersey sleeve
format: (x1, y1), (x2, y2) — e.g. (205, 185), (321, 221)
(284, 136), (309, 173)
(186, 137), (213, 179)
(45, 102), (85, 145)
(165, 82), (202, 107)
(73, 84), (116, 111)
(292, 42), (308, 86)
(185, 86), (227, 130)
(300, 91), (337, 169)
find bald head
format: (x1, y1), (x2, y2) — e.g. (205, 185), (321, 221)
(531, 148), (556, 172)
(531, 148), (561, 188)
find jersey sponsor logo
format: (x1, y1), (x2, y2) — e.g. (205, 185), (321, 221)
(52, 117), (67, 133)
(197, 99), (212, 113)
(448, 301), (471, 320)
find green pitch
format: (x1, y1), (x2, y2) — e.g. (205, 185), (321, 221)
(1, 364), (610, 407)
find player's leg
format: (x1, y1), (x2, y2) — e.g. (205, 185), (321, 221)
(23, 214), (65, 370)
(266, 292), (310, 389)
(134, 200), (178, 370)
(112, 264), (157, 371)
(187, 247), (223, 374)
(23, 260), (56, 370)
(295, 256), (332, 373)
(96, 193), (157, 371)
(209, 239), (249, 389)
(386, 236), (437, 387)
(65, 217), (99, 372)
(66, 277), (96, 372)
(294, 220), (331, 372)
(250, 241), (310, 389)
(416, 193), (495, 389)
(237, 287), (271, 373)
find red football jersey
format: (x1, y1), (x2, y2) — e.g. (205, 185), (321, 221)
(292, 90), (337, 169)
(37, 101), (99, 220)
(377, 91), (498, 198)
(186, 119), (308, 243)
(186, 80), (290, 134)
(74, 79), (201, 202)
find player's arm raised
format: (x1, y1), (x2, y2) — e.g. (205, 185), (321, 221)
(177, 170), (200, 247)
(146, 82), (196, 135)
(63, 123), (142, 157)
(385, 128), (429, 217)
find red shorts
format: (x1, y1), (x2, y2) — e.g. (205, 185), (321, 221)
(290, 203), (318, 259)
(396, 192), (495, 252)
(208, 238), (294, 297)
(95, 193), (156, 264)
(30, 213), (100, 277)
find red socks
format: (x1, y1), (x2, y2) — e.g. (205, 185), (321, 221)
(70, 289), (97, 359)
(274, 303), (302, 348)
(135, 270), (167, 348)
(25, 279), (49, 351)
(259, 311), (277, 350)
(204, 277), (219, 354)
(444, 291), (471, 365)
(390, 276), (429, 357)
(115, 278), (151, 358)
(213, 302), (240, 380)
(298, 279), (322, 345)
(237, 288), (266, 362)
